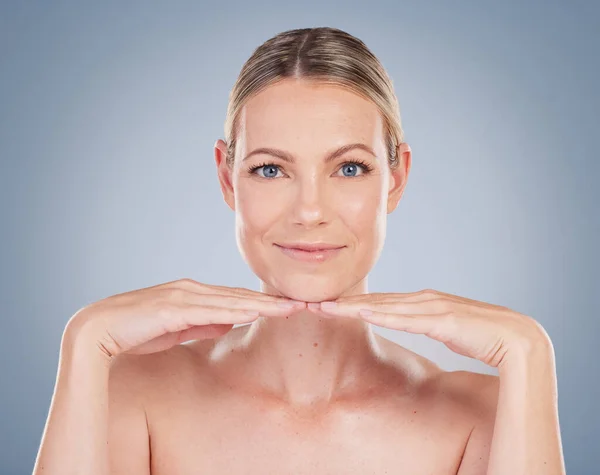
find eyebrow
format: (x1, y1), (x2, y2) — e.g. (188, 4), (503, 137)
(242, 143), (377, 163)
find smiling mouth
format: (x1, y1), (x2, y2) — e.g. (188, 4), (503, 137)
(274, 244), (345, 263)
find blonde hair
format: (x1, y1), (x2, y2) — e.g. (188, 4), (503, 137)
(223, 27), (405, 170)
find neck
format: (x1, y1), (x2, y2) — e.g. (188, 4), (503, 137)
(232, 277), (384, 408)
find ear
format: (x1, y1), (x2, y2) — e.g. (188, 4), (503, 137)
(214, 139), (236, 211)
(387, 142), (412, 214)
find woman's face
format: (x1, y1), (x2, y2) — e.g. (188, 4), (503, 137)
(215, 79), (410, 303)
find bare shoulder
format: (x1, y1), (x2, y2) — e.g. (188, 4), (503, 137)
(107, 350), (198, 474)
(435, 369), (500, 416)
(108, 342), (214, 403)
(109, 345), (190, 381)
(106, 345), (220, 474)
(375, 333), (499, 417)
(431, 371), (500, 473)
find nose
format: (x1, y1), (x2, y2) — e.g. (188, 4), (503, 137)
(289, 175), (331, 228)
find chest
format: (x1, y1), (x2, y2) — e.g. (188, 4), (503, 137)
(146, 391), (470, 475)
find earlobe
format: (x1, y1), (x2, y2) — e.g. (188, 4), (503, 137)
(214, 139), (236, 211)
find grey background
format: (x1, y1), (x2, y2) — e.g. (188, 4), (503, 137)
(1, 0), (598, 473)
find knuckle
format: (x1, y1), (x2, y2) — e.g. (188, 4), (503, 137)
(163, 287), (187, 302)
(178, 277), (198, 287)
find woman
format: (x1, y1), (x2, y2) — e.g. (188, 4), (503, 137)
(33, 27), (565, 474)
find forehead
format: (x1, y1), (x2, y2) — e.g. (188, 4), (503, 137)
(237, 80), (385, 158)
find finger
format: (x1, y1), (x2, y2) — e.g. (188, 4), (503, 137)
(158, 305), (262, 332)
(334, 291), (421, 302)
(318, 298), (447, 316)
(177, 324), (233, 342)
(172, 290), (306, 312)
(174, 297), (306, 328)
(332, 294), (441, 309)
(357, 310), (444, 336)
(170, 279), (295, 302)
(335, 291), (491, 310)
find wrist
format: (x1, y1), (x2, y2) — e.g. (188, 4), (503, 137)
(60, 317), (115, 373)
(500, 318), (554, 364)
(499, 335), (556, 378)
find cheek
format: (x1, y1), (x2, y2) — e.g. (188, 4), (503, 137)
(338, 185), (383, 231)
(234, 183), (289, 266)
(236, 182), (285, 231)
(337, 184), (387, 264)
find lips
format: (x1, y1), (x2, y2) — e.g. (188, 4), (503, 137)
(275, 243), (345, 251)
(274, 243), (345, 263)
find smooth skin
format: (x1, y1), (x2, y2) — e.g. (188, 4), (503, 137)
(310, 291), (564, 474)
(33, 78), (563, 474)
(32, 279), (304, 475)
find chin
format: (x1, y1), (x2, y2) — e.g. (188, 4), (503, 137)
(265, 274), (351, 303)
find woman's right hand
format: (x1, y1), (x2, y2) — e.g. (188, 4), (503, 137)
(64, 278), (304, 359)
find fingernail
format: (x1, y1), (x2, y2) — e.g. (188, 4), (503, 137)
(321, 301), (337, 309)
(307, 302), (319, 310)
(359, 309), (372, 316)
(277, 301), (295, 308)
(245, 310), (260, 316)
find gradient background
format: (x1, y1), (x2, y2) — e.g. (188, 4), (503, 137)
(1, 1), (598, 473)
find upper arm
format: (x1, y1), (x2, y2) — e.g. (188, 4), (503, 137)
(107, 354), (151, 475)
(456, 374), (500, 475)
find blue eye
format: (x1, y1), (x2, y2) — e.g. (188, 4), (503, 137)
(247, 160), (374, 179)
(340, 163), (363, 177)
(249, 163), (281, 178)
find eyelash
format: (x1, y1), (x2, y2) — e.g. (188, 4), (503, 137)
(247, 159), (374, 178)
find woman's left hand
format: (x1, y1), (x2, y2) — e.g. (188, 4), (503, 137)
(308, 289), (552, 368)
